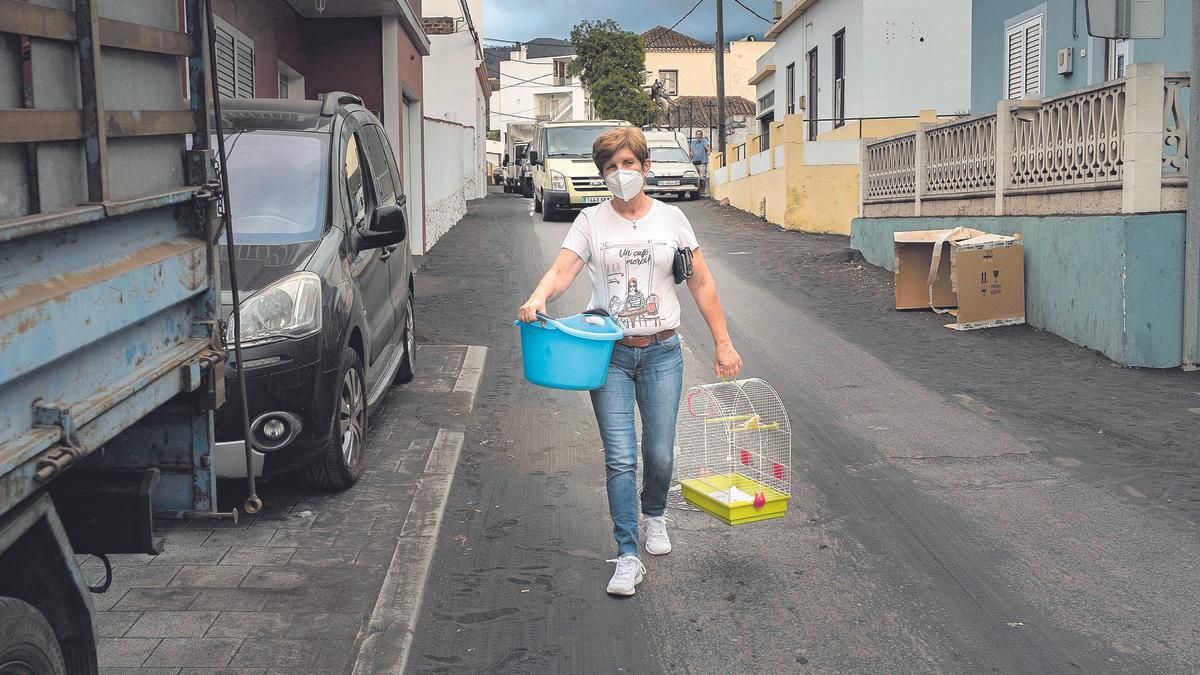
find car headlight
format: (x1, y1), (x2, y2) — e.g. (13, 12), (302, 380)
(550, 170), (567, 191)
(684, 170), (698, 177)
(226, 271), (322, 346)
(647, 171), (655, 178)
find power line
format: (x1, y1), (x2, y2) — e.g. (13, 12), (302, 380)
(731, 0), (773, 23)
(645, 0), (706, 47)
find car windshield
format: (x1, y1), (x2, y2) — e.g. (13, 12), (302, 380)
(217, 130), (329, 245)
(650, 146), (690, 163)
(544, 126), (617, 157)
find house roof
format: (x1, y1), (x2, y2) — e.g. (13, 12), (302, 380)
(642, 26), (711, 51)
(656, 96), (756, 127)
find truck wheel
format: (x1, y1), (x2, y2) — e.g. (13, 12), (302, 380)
(305, 347), (367, 490)
(533, 192), (543, 213)
(0, 597), (66, 675)
(523, 181), (533, 198)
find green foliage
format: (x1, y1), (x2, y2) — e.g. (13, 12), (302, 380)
(567, 20), (660, 126)
(486, 129), (501, 141)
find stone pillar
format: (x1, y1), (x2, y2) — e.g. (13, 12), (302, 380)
(1122, 62), (1166, 214)
(913, 123), (928, 217)
(994, 99), (1014, 216)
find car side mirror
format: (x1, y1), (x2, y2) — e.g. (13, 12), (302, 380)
(356, 202), (406, 251)
(529, 150), (540, 166)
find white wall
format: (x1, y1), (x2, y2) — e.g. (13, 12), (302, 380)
(490, 53), (589, 134)
(422, 0), (487, 207)
(859, 0), (971, 117)
(763, 0), (971, 135)
(423, 118), (477, 250)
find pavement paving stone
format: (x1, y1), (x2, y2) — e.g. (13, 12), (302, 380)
(187, 589), (272, 612)
(150, 547), (230, 566)
(92, 345), (478, 672)
(143, 638), (242, 669)
(125, 611), (221, 638)
(218, 547), (295, 567)
(159, 529), (215, 547)
(98, 669), (179, 675)
(167, 565), (251, 589)
(112, 589), (202, 612)
(204, 612), (292, 639)
(96, 637), (162, 667)
(96, 611), (143, 638)
(176, 669), (264, 675)
(108, 565), (182, 589)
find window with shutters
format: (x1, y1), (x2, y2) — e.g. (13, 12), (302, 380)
(213, 20), (254, 99)
(1004, 14), (1043, 99)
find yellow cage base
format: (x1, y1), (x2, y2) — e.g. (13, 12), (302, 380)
(680, 473), (790, 526)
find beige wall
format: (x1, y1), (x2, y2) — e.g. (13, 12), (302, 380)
(644, 39), (772, 100)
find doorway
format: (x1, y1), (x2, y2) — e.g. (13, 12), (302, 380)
(402, 94), (424, 256)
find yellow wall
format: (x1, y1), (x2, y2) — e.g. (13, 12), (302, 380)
(711, 113), (933, 236)
(644, 39), (772, 101)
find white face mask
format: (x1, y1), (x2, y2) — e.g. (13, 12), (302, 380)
(604, 168), (645, 202)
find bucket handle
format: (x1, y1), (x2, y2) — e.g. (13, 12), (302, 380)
(517, 311), (622, 341)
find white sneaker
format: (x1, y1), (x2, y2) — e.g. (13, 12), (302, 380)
(605, 555), (646, 596)
(644, 516), (672, 555)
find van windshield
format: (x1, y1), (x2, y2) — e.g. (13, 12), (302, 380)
(650, 146), (690, 163)
(544, 126), (618, 157)
(216, 130), (329, 245)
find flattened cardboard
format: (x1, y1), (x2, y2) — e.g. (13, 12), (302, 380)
(893, 228), (985, 310)
(946, 234), (1025, 330)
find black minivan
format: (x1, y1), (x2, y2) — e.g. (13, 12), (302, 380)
(213, 94), (414, 489)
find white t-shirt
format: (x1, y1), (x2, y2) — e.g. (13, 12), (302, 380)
(561, 199), (700, 336)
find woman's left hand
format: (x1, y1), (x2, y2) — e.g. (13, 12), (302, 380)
(714, 341), (743, 380)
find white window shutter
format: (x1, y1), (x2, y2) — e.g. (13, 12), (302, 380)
(1004, 14), (1043, 99)
(1023, 19), (1042, 96)
(235, 40), (255, 98)
(214, 25), (236, 99)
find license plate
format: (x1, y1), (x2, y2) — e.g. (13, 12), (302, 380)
(582, 196), (606, 203)
(659, 180), (680, 186)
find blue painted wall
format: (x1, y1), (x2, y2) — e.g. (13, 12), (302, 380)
(851, 214), (1190, 368)
(970, 0), (1193, 114)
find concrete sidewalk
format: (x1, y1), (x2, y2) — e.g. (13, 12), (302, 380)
(85, 345), (485, 674)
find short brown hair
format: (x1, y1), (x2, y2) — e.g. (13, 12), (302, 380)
(592, 127), (649, 172)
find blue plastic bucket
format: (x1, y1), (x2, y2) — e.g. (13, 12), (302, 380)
(515, 312), (624, 390)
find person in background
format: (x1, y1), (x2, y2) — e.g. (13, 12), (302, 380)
(518, 127), (742, 596)
(688, 130), (712, 183)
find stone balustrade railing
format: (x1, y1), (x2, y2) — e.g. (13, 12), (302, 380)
(861, 63), (1189, 217)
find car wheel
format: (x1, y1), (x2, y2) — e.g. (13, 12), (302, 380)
(523, 181), (533, 198)
(304, 347), (367, 490)
(396, 295), (416, 384)
(533, 192), (543, 213)
(0, 597), (67, 675)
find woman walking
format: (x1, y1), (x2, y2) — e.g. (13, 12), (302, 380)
(518, 127), (742, 596)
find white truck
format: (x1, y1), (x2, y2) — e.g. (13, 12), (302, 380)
(503, 123), (535, 196)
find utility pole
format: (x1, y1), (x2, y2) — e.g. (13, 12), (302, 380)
(1184, 0), (1199, 369)
(715, 0), (727, 150)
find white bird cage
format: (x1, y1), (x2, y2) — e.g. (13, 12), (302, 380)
(675, 378), (791, 525)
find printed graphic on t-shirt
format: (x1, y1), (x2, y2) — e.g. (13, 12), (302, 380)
(602, 240), (669, 331)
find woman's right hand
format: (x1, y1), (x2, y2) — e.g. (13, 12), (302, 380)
(517, 296), (547, 324)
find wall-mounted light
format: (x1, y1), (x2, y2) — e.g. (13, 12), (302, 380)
(314, 0), (327, 14)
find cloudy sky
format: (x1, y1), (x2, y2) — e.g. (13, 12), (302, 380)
(482, 0), (775, 46)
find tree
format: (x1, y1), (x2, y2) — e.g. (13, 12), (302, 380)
(567, 20), (659, 126)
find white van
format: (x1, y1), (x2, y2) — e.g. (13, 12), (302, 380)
(642, 129), (700, 200)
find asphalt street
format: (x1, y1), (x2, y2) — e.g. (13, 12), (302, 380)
(406, 186), (1200, 674)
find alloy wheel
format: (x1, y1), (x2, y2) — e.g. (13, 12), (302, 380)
(339, 367), (365, 468)
(405, 299), (416, 368)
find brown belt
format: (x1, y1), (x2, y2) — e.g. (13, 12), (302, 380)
(618, 329), (677, 348)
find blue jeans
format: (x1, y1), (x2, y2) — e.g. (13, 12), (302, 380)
(590, 334), (684, 557)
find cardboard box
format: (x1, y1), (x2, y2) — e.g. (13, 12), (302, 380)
(893, 228), (985, 310)
(946, 233), (1025, 330)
